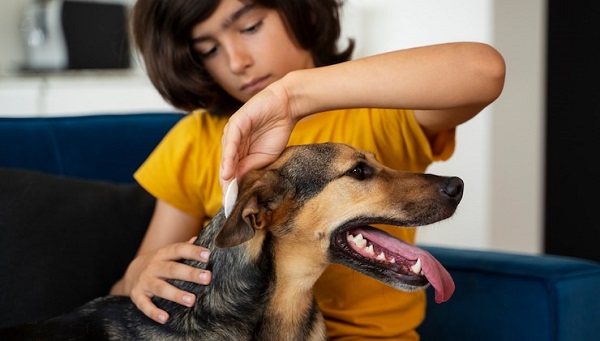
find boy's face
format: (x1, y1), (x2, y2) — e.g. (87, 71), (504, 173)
(190, 0), (315, 103)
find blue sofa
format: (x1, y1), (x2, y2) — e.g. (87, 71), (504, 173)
(1, 113), (599, 340)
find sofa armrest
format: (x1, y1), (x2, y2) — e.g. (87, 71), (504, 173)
(418, 246), (600, 341)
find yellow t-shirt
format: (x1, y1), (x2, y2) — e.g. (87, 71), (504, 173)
(135, 108), (455, 340)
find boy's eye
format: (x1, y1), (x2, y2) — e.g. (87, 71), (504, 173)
(195, 44), (218, 59)
(202, 46), (217, 58)
(241, 20), (263, 34)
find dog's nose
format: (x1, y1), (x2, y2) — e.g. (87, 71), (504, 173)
(442, 177), (464, 201)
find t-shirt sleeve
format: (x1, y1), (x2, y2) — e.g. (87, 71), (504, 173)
(407, 110), (456, 161)
(390, 109), (456, 164)
(367, 109), (455, 172)
(430, 127), (456, 161)
(134, 113), (207, 218)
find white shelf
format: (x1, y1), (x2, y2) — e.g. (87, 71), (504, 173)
(0, 71), (180, 117)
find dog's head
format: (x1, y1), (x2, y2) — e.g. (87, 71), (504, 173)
(216, 142), (462, 303)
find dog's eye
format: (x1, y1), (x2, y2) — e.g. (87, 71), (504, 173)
(345, 162), (373, 180)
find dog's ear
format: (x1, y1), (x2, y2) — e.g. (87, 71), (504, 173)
(215, 171), (289, 248)
(215, 194), (259, 249)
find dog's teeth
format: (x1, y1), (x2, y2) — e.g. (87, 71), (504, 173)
(346, 233), (357, 244)
(355, 234), (367, 248)
(366, 244), (375, 255)
(410, 258), (422, 275)
(390, 258), (395, 264)
(376, 252), (386, 261)
(346, 232), (368, 249)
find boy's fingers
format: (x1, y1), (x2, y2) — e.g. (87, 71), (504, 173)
(220, 122), (242, 183)
(157, 242), (210, 263)
(133, 294), (169, 324)
(150, 280), (197, 308)
(156, 261), (211, 285)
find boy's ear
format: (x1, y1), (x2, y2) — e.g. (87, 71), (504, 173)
(215, 171), (289, 248)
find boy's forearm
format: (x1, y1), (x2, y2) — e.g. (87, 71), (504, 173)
(282, 42), (505, 119)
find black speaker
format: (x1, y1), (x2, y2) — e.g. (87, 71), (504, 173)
(61, 0), (130, 69)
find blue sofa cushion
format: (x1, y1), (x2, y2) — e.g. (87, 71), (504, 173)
(0, 167), (155, 328)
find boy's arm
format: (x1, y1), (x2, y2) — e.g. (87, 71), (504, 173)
(220, 42), (506, 190)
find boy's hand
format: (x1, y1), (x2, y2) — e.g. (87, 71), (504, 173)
(220, 84), (297, 198)
(110, 237), (211, 324)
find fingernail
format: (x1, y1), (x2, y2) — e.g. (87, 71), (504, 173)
(183, 294), (195, 306)
(158, 313), (168, 323)
(199, 271), (210, 283)
(200, 250), (210, 261)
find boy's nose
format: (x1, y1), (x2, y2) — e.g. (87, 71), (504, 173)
(228, 45), (253, 74)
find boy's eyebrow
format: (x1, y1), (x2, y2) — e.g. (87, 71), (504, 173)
(190, 3), (257, 43)
(223, 3), (256, 29)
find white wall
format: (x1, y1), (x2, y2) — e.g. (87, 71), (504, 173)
(490, 0), (546, 254)
(0, 0), (546, 254)
(0, 0), (30, 73)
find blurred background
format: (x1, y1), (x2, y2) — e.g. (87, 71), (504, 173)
(0, 0), (597, 262)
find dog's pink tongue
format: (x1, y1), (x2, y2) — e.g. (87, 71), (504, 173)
(418, 249), (455, 303)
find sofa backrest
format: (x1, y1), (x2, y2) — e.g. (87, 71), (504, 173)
(0, 113), (184, 183)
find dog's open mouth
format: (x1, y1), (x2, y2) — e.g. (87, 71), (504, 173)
(332, 225), (455, 303)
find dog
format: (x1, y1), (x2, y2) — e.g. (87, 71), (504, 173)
(0, 142), (463, 341)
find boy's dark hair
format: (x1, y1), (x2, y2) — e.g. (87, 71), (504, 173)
(131, 0), (354, 115)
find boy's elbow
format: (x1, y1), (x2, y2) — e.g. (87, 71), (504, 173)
(480, 44), (507, 103)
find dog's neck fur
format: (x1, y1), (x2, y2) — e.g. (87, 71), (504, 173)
(154, 210), (327, 340)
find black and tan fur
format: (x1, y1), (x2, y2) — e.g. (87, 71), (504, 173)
(0, 142), (463, 341)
